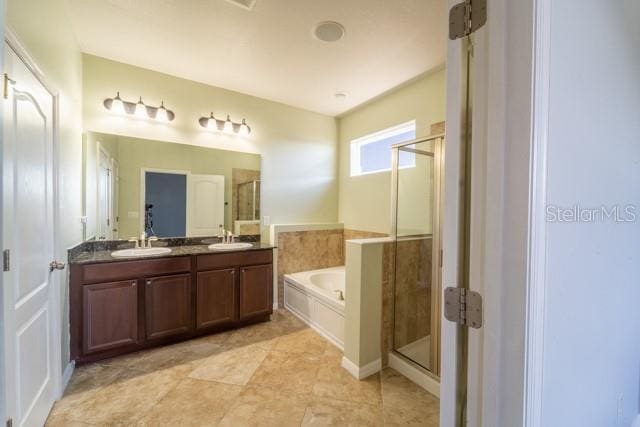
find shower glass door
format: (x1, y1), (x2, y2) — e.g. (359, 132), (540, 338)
(391, 136), (443, 375)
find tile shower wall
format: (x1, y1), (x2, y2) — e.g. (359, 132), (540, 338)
(343, 229), (388, 241)
(392, 238), (433, 350)
(380, 237), (432, 366)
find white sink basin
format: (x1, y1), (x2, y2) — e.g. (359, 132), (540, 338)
(111, 247), (172, 258)
(208, 242), (254, 251)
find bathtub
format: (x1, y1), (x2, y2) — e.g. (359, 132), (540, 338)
(284, 266), (345, 349)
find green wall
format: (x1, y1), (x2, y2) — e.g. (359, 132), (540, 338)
(82, 55), (339, 240)
(337, 68), (446, 234)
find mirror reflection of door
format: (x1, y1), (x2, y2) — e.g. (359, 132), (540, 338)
(111, 159), (119, 239)
(144, 171), (187, 238)
(187, 174), (225, 237)
(97, 146), (112, 240)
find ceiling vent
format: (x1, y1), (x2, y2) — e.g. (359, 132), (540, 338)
(223, 0), (256, 11)
(313, 21), (346, 43)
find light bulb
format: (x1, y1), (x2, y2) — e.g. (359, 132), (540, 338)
(223, 115), (233, 133)
(207, 113), (216, 129)
(135, 97), (147, 118)
(111, 92), (125, 114)
(156, 102), (169, 122)
(239, 119), (250, 136)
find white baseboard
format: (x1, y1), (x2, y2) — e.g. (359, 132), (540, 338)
(60, 361), (75, 397)
(341, 356), (381, 380)
(632, 414), (640, 427)
(388, 352), (439, 397)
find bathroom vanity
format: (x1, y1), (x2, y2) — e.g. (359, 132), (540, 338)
(69, 243), (273, 364)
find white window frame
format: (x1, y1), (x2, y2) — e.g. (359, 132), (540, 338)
(349, 120), (416, 177)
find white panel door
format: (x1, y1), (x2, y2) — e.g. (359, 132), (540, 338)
(97, 147), (111, 240)
(111, 159), (119, 239)
(187, 174), (224, 237)
(3, 44), (57, 427)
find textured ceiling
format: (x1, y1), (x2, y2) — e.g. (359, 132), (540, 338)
(68, 0), (446, 116)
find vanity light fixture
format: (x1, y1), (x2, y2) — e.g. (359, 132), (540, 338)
(199, 113), (252, 136)
(103, 92), (175, 122)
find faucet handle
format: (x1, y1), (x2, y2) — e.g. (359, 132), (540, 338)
(128, 237), (140, 248)
(147, 236), (158, 248)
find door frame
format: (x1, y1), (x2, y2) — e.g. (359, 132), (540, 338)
(139, 168), (190, 236)
(441, 0), (547, 425)
(97, 142), (112, 240)
(3, 26), (64, 408)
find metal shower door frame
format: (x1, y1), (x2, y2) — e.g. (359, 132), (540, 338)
(390, 134), (445, 376)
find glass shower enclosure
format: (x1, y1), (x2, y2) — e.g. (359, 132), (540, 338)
(390, 134), (444, 376)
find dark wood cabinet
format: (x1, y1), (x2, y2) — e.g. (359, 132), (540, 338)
(196, 268), (237, 329)
(71, 249), (273, 364)
(145, 273), (192, 340)
(239, 264), (273, 320)
(82, 280), (138, 354)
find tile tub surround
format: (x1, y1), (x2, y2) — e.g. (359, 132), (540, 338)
(46, 310), (439, 426)
(276, 228), (344, 307)
(274, 226), (388, 308)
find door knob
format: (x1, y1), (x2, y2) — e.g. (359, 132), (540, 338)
(49, 261), (66, 271)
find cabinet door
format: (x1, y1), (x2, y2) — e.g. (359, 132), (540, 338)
(145, 273), (192, 340)
(196, 268), (237, 329)
(83, 280), (138, 354)
(239, 264), (273, 320)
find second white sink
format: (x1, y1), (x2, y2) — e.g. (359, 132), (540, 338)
(208, 242), (254, 251)
(111, 247), (172, 258)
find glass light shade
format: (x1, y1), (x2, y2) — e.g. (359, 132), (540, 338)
(156, 102), (169, 122)
(239, 119), (250, 136)
(111, 93), (125, 114)
(135, 98), (147, 118)
(207, 113), (216, 129)
(223, 115), (233, 133)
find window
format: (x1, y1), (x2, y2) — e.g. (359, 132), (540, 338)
(350, 121), (416, 177)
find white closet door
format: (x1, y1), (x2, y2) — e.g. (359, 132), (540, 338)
(2, 43), (57, 427)
(187, 174), (224, 237)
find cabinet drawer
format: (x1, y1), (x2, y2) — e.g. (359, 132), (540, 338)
(81, 257), (191, 284)
(83, 280), (138, 354)
(197, 250), (272, 271)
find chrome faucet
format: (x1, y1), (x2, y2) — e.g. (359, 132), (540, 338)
(128, 233), (158, 248)
(146, 236), (158, 248)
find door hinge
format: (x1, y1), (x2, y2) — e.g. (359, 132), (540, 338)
(449, 0), (487, 40)
(6, 417), (13, 427)
(3, 73), (16, 99)
(444, 287), (483, 328)
(3, 250), (10, 272)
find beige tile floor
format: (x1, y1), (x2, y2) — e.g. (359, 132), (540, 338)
(47, 310), (439, 426)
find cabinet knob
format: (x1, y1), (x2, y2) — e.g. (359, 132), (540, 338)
(146, 280), (151, 285)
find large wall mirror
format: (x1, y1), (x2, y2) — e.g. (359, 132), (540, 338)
(83, 131), (261, 241)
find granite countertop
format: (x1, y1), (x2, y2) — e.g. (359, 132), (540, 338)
(69, 236), (275, 265)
